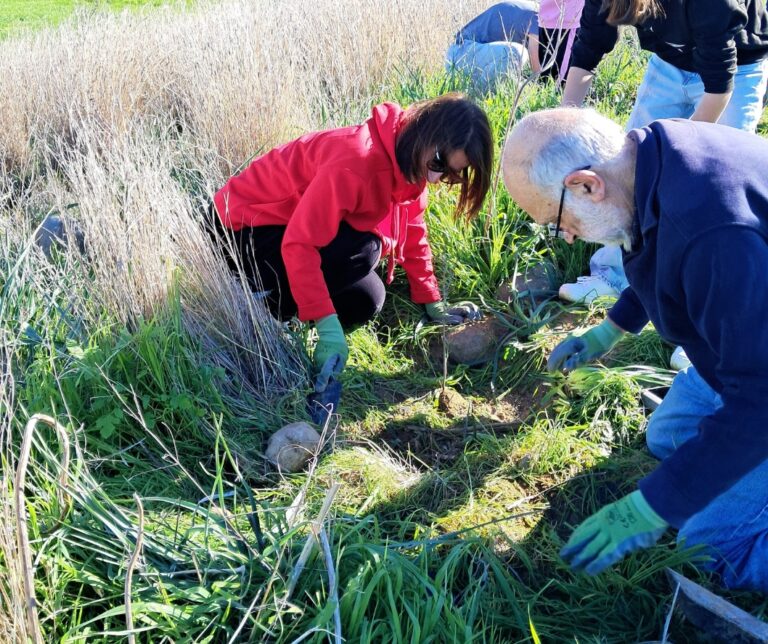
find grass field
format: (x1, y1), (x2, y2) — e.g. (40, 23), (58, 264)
(0, 0), (175, 38)
(1, 1), (767, 642)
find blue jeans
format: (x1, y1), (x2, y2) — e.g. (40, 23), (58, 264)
(626, 54), (768, 131)
(587, 54), (768, 287)
(446, 40), (525, 92)
(647, 366), (768, 591)
(588, 246), (630, 292)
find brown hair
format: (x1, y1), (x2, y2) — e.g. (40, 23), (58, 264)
(395, 93), (493, 218)
(600, 0), (663, 26)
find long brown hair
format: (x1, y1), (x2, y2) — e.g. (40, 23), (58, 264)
(600, 0), (663, 26)
(395, 93), (492, 218)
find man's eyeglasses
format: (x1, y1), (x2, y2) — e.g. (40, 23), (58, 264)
(548, 165), (591, 240)
(427, 148), (466, 186)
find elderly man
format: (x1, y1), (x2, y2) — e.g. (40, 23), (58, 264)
(502, 107), (768, 591)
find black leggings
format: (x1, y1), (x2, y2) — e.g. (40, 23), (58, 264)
(538, 27), (572, 83)
(206, 205), (385, 327)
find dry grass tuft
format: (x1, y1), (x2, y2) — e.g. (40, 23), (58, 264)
(0, 0), (487, 397)
(0, 0), (486, 174)
(0, 368), (30, 644)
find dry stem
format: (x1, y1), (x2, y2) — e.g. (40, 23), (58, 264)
(124, 493), (145, 644)
(14, 414), (71, 644)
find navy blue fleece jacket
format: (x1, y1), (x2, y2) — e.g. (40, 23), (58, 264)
(608, 119), (768, 527)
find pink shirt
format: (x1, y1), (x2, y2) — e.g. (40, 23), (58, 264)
(537, 0), (585, 80)
(537, 0), (583, 29)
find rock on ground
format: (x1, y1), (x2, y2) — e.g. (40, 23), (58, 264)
(35, 213), (86, 259)
(496, 262), (557, 302)
(444, 318), (507, 366)
(265, 421), (321, 473)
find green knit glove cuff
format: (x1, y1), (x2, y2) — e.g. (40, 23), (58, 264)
(628, 490), (668, 530)
(424, 301), (447, 319)
(313, 314), (348, 372)
(590, 319), (624, 352)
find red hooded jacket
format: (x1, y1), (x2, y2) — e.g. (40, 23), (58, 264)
(213, 103), (442, 321)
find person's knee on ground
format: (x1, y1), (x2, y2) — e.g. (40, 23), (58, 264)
(332, 271), (386, 328)
(319, 224), (380, 278)
(645, 366), (722, 459)
(646, 405), (687, 460)
(679, 526), (768, 592)
(677, 456), (768, 592)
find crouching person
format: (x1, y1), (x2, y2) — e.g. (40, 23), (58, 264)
(501, 107), (768, 591)
(209, 93), (492, 385)
(446, 1), (539, 92)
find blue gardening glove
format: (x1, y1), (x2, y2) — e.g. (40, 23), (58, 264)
(307, 355), (343, 424)
(547, 319), (624, 372)
(313, 354), (343, 392)
(560, 490), (669, 575)
(313, 314), (348, 374)
(424, 300), (482, 325)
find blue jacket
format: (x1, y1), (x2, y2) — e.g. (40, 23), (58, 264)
(608, 119), (768, 527)
(454, 1), (538, 46)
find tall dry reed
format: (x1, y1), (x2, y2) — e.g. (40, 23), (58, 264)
(0, 376), (28, 643)
(0, 0), (486, 175)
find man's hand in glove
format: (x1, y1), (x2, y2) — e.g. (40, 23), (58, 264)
(425, 300), (482, 325)
(547, 318), (624, 372)
(313, 314), (349, 374)
(560, 490), (669, 575)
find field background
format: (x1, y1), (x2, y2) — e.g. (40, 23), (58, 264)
(1, 1), (767, 642)
(0, 0), (177, 38)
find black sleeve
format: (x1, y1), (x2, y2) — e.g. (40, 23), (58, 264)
(568, 0), (620, 74)
(689, 0), (747, 93)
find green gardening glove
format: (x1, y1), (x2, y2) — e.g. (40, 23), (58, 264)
(560, 490), (669, 575)
(313, 314), (349, 375)
(547, 319), (624, 372)
(424, 300), (482, 325)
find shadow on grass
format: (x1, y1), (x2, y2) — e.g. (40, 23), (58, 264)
(336, 365), (768, 642)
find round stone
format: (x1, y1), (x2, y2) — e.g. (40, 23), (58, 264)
(265, 421), (321, 472)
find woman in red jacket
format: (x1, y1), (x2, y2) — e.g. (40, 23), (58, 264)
(210, 93), (493, 378)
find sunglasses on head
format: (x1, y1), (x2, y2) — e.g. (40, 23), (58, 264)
(426, 148), (466, 186)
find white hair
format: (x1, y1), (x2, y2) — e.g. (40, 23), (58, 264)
(525, 108), (627, 200)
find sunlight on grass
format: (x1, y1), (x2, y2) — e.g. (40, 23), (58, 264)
(2, 0), (766, 641)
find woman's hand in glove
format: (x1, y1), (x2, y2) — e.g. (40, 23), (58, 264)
(424, 301), (482, 325)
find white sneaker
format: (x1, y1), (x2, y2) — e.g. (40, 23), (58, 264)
(558, 275), (622, 305)
(670, 345), (691, 371)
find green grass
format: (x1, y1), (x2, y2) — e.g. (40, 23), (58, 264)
(0, 0), (184, 39)
(3, 24), (768, 644)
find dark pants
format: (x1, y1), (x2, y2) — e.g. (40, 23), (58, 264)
(206, 205), (385, 327)
(538, 27), (571, 83)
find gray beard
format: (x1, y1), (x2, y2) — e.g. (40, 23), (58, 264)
(575, 200), (634, 251)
